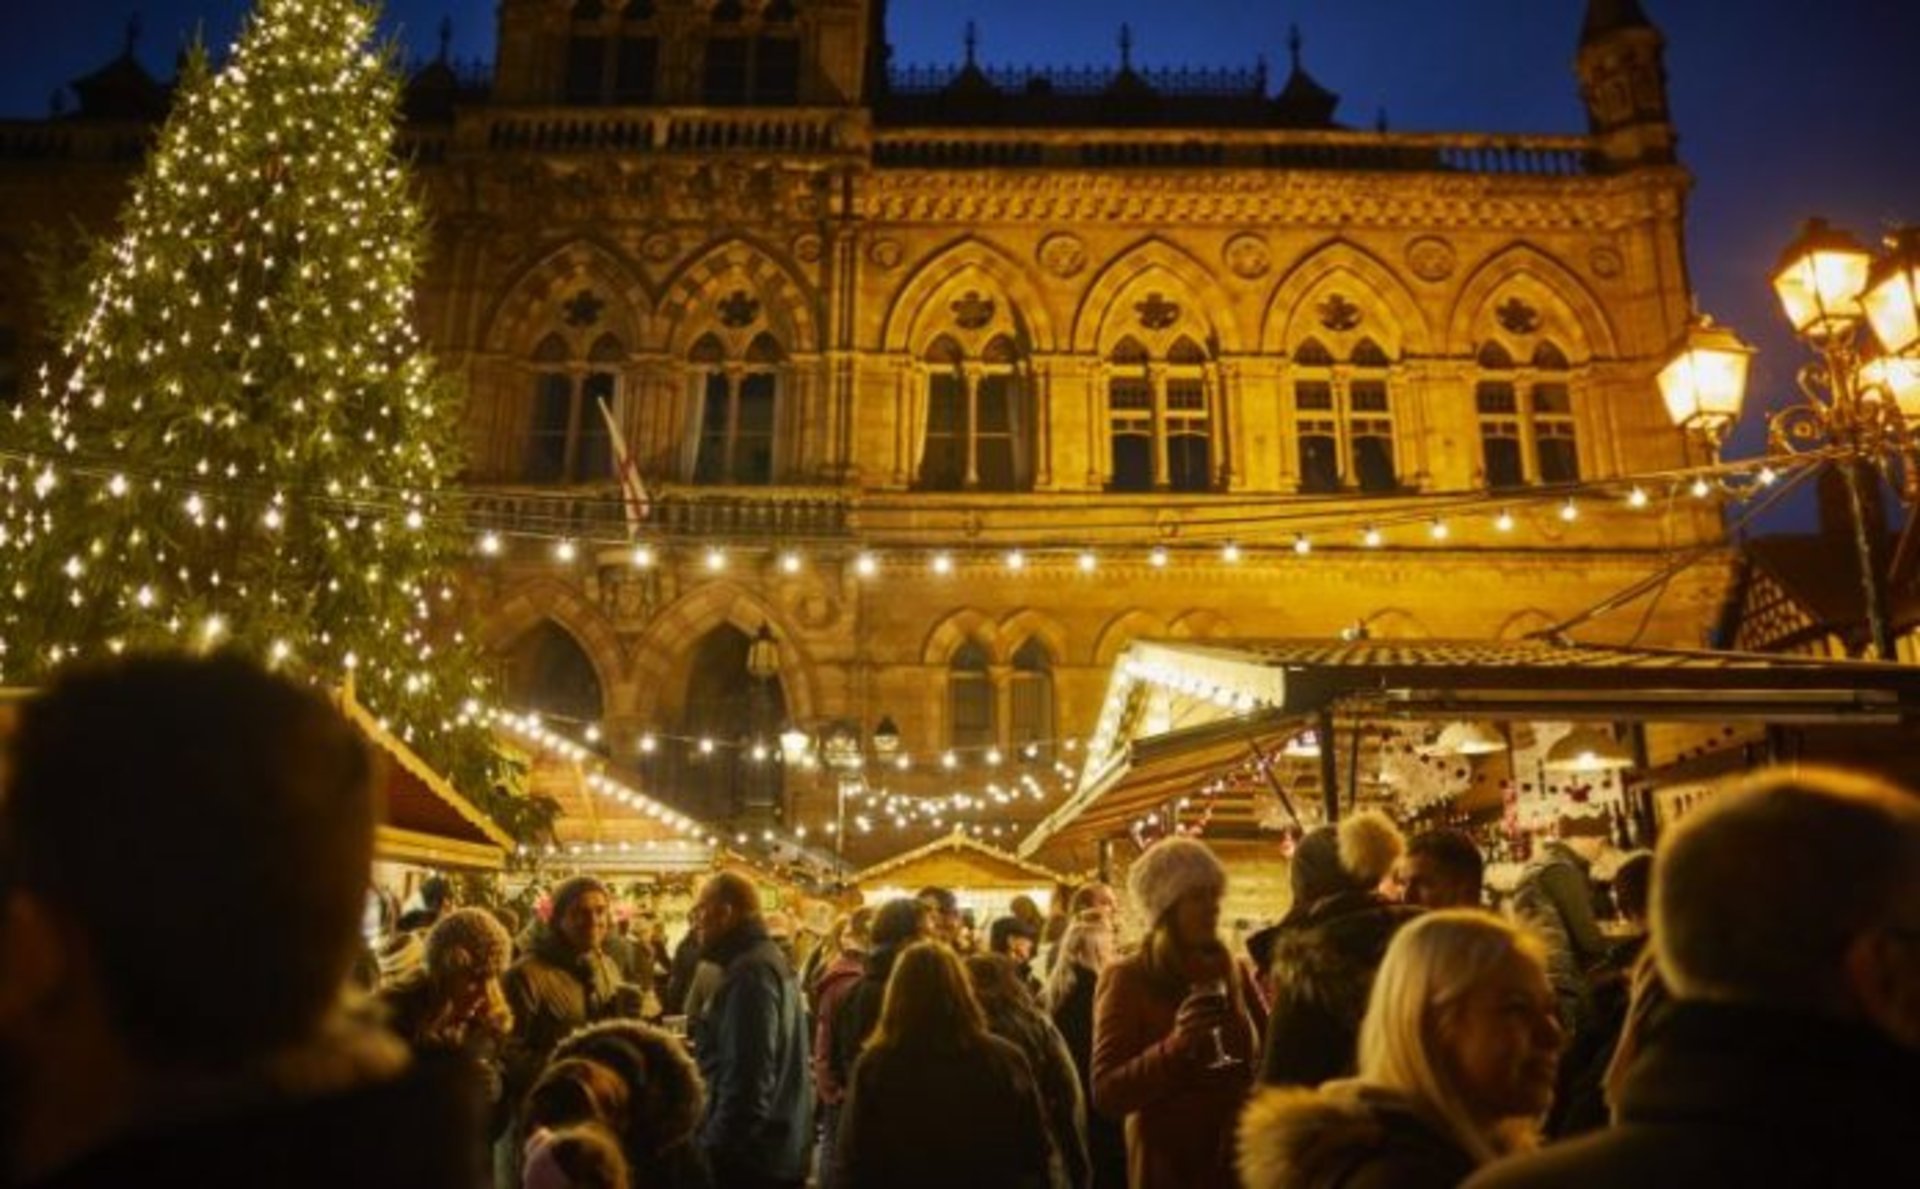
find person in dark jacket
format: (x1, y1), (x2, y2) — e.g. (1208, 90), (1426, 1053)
(1239, 911), (1562, 1189)
(1508, 813), (1611, 1032)
(1044, 913), (1126, 1189)
(808, 908), (872, 1189)
(1256, 811), (1420, 1088)
(1466, 766), (1920, 1189)
(0, 656), (481, 1188)
(990, 914), (1044, 998)
(968, 953), (1092, 1189)
(503, 877), (628, 1104)
(689, 872), (812, 1189)
(840, 942), (1055, 1189)
(665, 915), (703, 1017)
(381, 907), (517, 1143)
(398, 874), (456, 933)
(822, 899), (930, 1107)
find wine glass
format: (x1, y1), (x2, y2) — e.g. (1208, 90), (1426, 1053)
(1190, 977), (1241, 1070)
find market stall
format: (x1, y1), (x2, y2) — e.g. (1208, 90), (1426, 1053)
(850, 826), (1067, 925)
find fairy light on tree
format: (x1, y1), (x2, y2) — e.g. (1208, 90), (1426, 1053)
(0, 0), (541, 837)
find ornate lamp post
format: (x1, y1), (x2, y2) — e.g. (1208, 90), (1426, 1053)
(777, 715), (898, 873)
(744, 623), (782, 823)
(1662, 219), (1920, 659)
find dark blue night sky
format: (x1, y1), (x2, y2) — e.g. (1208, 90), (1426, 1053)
(5, 1), (1919, 514)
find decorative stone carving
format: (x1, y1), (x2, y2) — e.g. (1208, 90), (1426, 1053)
(642, 232), (679, 263)
(1037, 232), (1088, 278)
(1589, 246), (1623, 278)
(1223, 233), (1272, 279)
(1406, 236), (1457, 282)
(1316, 293), (1363, 332)
(1135, 293), (1181, 331)
(868, 237), (904, 269)
(717, 289), (761, 328)
(561, 289), (605, 328)
(951, 291), (996, 330)
(1496, 296), (1542, 335)
(792, 232), (823, 264)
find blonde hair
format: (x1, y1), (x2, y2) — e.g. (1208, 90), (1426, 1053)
(1041, 913), (1116, 1013)
(1356, 910), (1547, 1165)
(1338, 809), (1406, 887)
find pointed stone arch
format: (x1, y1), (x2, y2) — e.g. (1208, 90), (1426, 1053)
(882, 235), (1056, 354)
(482, 238), (654, 356)
(623, 582), (820, 724)
(1263, 238), (1432, 357)
(656, 235), (819, 356)
(479, 576), (629, 698)
(997, 607), (1070, 668)
(921, 606), (999, 666)
(1169, 609), (1237, 640)
(1072, 237), (1242, 354)
(1093, 609), (1172, 668)
(1446, 242), (1618, 360)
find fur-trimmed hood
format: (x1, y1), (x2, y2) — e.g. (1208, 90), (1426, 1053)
(1238, 1082), (1472, 1189)
(550, 1018), (706, 1159)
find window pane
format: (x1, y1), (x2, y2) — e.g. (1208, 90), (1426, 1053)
(736, 372), (776, 484)
(1110, 433), (1152, 492)
(1476, 382), (1517, 415)
(1534, 383), (1572, 414)
(703, 37), (750, 104)
(1538, 434), (1580, 484)
(1299, 433), (1340, 493)
(1295, 380), (1334, 412)
(926, 372), (964, 431)
(614, 37), (657, 102)
(755, 37), (800, 103)
(1166, 379), (1206, 412)
(1354, 433), (1397, 493)
(1350, 380), (1389, 413)
(737, 372), (776, 432)
(976, 374), (1014, 433)
(565, 37), (605, 104)
(1167, 428), (1211, 492)
(694, 373), (731, 484)
(525, 374), (573, 482)
(951, 675), (995, 749)
(578, 373), (616, 480)
(1483, 434), (1526, 490)
(919, 374), (965, 490)
(1010, 672), (1054, 758)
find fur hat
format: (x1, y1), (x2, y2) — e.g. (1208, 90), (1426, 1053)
(550, 875), (610, 924)
(550, 1019), (706, 1158)
(1127, 836), (1228, 926)
(426, 907), (513, 978)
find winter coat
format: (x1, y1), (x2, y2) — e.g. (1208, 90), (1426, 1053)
(1090, 947), (1267, 1189)
(549, 1019), (713, 1189)
(824, 942), (907, 1097)
(18, 1019), (482, 1189)
(982, 994), (1093, 1189)
(501, 930), (625, 1100)
(839, 1033), (1055, 1189)
(692, 918), (813, 1183)
(810, 952), (867, 1105)
(1238, 1082), (1476, 1189)
(1050, 964), (1128, 1189)
(1258, 891), (1421, 1088)
(1463, 1002), (1920, 1189)
(378, 973), (511, 1138)
(1509, 842), (1608, 1030)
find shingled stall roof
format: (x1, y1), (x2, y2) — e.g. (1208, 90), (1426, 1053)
(851, 825), (1064, 892)
(1020, 638), (1920, 860)
(336, 686), (515, 872)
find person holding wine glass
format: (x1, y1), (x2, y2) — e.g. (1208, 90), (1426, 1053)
(1092, 837), (1268, 1189)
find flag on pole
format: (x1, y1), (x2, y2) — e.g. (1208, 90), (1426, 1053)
(596, 394), (650, 538)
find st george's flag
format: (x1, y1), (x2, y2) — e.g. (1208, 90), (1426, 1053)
(596, 394), (651, 538)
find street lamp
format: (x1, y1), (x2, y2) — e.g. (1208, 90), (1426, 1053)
(743, 623), (782, 823)
(1663, 218), (1920, 659)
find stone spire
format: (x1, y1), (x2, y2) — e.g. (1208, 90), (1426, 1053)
(1575, 0), (1674, 168)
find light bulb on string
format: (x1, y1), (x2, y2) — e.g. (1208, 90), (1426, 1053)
(1361, 525), (1383, 548)
(1293, 533), (1311, 555)
(705, 546), (727, 572)
(1494, 509), (1515, 533)
(631, 544), (655, 569)
(1148, 547), (1169, 568)
(478, 531), (502, 556)
(855, 552), (878, 578)
(779, 551), (802, 574)
(931, 552), (953, 575)
(1077, 551), (1097, 573)
(554, 539), (577, 563)
(1690, 477), (1713, 499)
(1627, 487), (1649, 508)
(1004, 549), (1026, 571)
(1429, 519), (1451, 541)
(1559, 500), (1579, 523)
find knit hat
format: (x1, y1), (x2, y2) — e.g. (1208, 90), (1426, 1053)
(1127, 836), (1227, 926)
(426, 906), (513, 979)
(549, 875), (609, 924)
(1290, 810), (1407, 905)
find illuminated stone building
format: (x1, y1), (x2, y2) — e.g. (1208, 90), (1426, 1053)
(0, 0), (1732, 863)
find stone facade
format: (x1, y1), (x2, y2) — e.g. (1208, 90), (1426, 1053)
(0, 1), (1731, 865)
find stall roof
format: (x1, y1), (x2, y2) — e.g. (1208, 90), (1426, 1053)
(852, 826), (1064, 891)
(1021, 637), (1920, 859)
(336, 687), (514, 871)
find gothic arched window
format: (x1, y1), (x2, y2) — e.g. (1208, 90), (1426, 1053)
(504, 620), (605, 724)
(1475, 339), (1578, 489)
(691, 331), (783, 485)
(1107, 334), (1216, 493)
(918, 334), (1033, 493)
(525, 331), (618, 484)
(1008, 638), (1055, 761)
(702, 0), (800, 105)
(949, 639), (996, 751)
(1290, 336), (1397, 495)
(565, 0), (658, 105)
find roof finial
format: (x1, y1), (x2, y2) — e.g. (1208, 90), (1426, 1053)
(963, 20), (977, 68)
(1288, 23), (1302, 73)
(1119, 23), (1134, 71)
(124, 12), (142, 60)
(437, 16), (453, 63)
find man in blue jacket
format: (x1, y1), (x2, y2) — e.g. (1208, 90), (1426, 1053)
(690, 872), (813, 1189)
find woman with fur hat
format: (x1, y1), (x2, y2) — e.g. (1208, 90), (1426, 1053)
(527, 1019), (712, 1189)
(1237, 911), (1562, 1189)
(1091, 837), (1267, 1189)
(380, 907), (517, 1142)
(1255, 810), (1421, 1088)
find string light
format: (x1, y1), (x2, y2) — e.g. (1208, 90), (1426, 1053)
(1148, 546), (1169, 568)
(1077, 551), (1098, 573)
(1362, 525), (1383, 548)
(1430, 519), (1451, 541)
(1559, 499), (1579, 522)
(631, 544), (655, 568)
(553, 539), (577, 563)
(1221, 542), (1241, 563)
(779, 550), (802, 574)
(1494, 509), (1515, 532)
(1005, 549), (1026, 571)
(855, 551), (878, 577)
(930, 551), (953, 575)
(1293, 533), (1312, 555)
(1627, 487), (1649, 508)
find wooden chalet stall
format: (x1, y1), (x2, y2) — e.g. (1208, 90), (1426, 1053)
(336, 685), (515, 874)
(1022, 637), (1920, 923)
(851, 826), (1066, 925)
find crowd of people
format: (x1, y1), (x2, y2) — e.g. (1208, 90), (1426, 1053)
(1, 654), (1915, 1188)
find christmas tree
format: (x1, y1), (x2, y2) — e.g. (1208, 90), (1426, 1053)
(0, 0), (543, 837)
